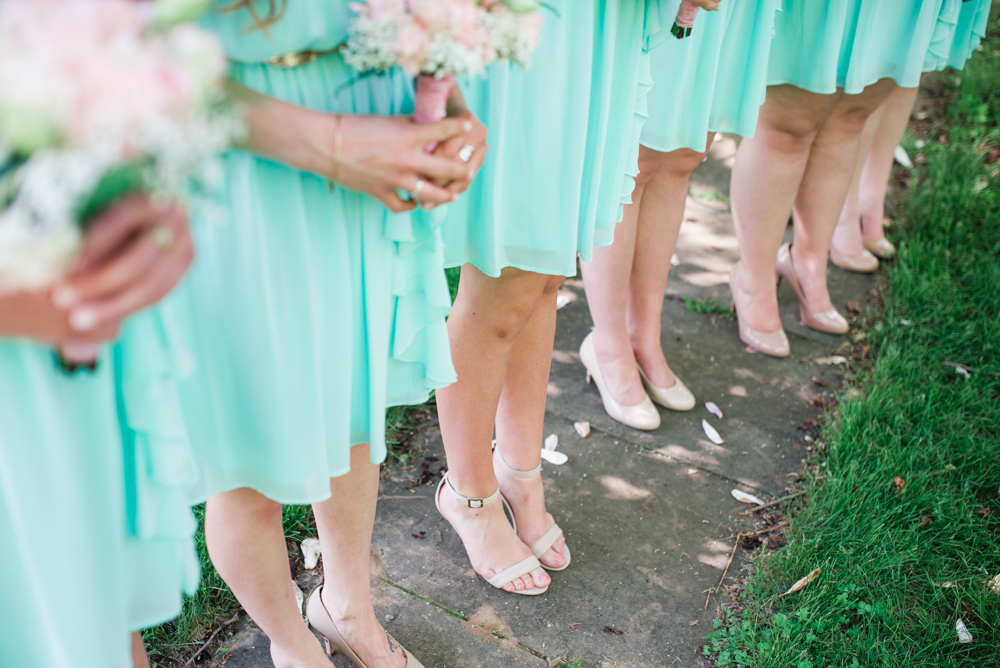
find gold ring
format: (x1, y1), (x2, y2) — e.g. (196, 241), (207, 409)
(149, 225), (176, 252)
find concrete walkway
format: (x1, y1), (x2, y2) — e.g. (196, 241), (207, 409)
(210, 137), (877, 668)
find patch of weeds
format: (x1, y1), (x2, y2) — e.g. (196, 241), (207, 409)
(550, 658), (586, 668)
(684, 296), (735, 320)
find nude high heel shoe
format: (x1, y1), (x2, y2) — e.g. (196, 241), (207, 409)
(775, 243), (849, 335)
(579, 332), (660, 430)
(434, 473), (549, 595)
(637, 365), (696, 411)
(493, 448), (571, 572)
(728, 264), (790, 358)
(830, 246), (879, 273)
(863, 237), (896, 259)
(306, 586), (426, 668)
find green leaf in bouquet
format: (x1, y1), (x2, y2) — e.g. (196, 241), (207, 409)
(0, 155), (26, 210)
(0, 108), (61, 155)
(150, 0), (216, 30)
(75, 162), (150, 228)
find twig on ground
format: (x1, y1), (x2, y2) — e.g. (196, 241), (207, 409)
(740, 490), (807, 515)
(706, 522), (789, 610)
(184, 613), (240, 667)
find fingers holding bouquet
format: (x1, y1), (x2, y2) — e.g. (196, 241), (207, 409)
(54, 196), (194, 340)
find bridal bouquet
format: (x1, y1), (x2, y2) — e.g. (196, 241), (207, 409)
(344, 0), (545, 129)
(0, 0), (242, 295)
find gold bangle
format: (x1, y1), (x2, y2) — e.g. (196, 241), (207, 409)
(328, 114), (343, 192)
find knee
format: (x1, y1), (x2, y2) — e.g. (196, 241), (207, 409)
(542, 275), (565, 297)
(665, 148), (710, 178)
(209, 487), (282, 525)
(486, 296), (538, 341)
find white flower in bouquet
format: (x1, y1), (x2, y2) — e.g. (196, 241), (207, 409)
(0, 0), (242, 295)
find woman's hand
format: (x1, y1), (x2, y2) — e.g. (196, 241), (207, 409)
(431, 86), (488, 198)
(53, 196), (193, 361)
(336, 115), (474, 212)
(0, 195), (193, 354)
(232, 82), (472, 213)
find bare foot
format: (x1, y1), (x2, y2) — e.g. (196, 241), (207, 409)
(493, 451), (567, 570)
(437, 477), (550, 593)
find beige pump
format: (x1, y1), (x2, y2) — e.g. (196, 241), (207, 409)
(306, 585), (426, 668)
(579, 332), (661, 430)
(776, 243), (849, 335)
(728, 264), (790, 358)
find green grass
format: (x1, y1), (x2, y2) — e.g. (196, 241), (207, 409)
(684, 295), (736, 320)
(706, 17), (1000, 668)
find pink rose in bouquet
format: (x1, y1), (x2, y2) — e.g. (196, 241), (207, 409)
(345, 0), (544, 148)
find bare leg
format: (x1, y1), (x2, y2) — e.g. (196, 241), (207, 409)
(435, 264), (553, 592)
(791, 78), (896, 312)
(131, 632), (150, 668)
(859, 85), (919, 241)
(579, 151), (654, 408)
(206, 489), (331, 668)
(493, 273), (567, 569)
(313, 444), (405, 668)
(729, 85), (840, 333)
(628, 139), (713, 388)
(832, 93), (889, 257)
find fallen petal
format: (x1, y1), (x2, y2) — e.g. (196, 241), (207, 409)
(556, 293), (572, 310)
(778, 568), (821, 598)
(293, 581), (304, 614)
(301, 538), (322, 570)
(893, 144), (913, 169)
(574, 421), (591, 438)
(702, 420), (724, 445)
(544, 434), (559, 451)
(989, 574), (1000, 593)
(815, 356), (848, 366)
(956, 618), (973, 644)
(731, 489), (766, 506)
(540, 449), (568, 466)
(705, 402), (723, 419)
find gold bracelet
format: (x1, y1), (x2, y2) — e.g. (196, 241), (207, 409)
(328, 114), (343, 192)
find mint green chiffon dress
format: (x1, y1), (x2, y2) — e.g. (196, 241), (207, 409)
(925, 0), (992, 72)
(767, 0), (951, 94)
(442, 0), (660, 277)
(0, 312), (199, 668)
(175, 1), (455, 504)
(641, 0), (782, 153)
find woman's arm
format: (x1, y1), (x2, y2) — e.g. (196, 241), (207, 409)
(230, 82), (475, 212)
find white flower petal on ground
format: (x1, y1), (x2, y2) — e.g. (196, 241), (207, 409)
(893, 144), (913, 168)
(731, 489), (766, 506)
(301, 538), (321, 570)
(574, 421), (590, 438)
(292, 581), (304, 615)
(540, 449), (568, 465)
(815, 356), (848, 366)
(544, 434), (559, 451)
(702, 419), (724, 445)
(956, 619), (973, 644)
(705, 402), (723, 419)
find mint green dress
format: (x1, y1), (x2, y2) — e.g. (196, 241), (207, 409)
(767, 0), (950, 94)
(175, 1), (455, 504)
(925, 0), (991, 72)
(442, 0), (660, 277)
(641, 0), (782, 153)
(0, 311), (199, 668)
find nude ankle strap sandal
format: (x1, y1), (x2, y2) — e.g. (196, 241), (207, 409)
(494, 450), (572, 572)
(305, 585), (425, 668)
(434, 473), (549, 595)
